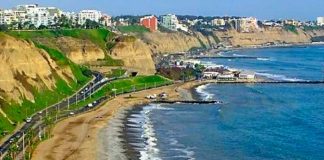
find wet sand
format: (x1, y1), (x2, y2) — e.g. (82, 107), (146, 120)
(32, 81), (199, 160)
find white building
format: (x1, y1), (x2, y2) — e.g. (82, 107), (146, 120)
(238, 17), (259, 32)
(317, 17), (324, 26)
(78, 10), (102, 25)
(239, 71), (255, 79)
(101, 14), (112, 27)
(161, 14), (179, 31)
(0, 10), (15, 25)
(212, 18), (226, 26)
(176, 23), (189, 32)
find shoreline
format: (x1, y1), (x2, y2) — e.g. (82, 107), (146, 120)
(205, 42), (324, 55)
(32, 81), (201, 160)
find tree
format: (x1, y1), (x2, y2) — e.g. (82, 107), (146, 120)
(38, 24), (47, 30)
(23, 21), (31, 30)
(0, 24), (8, 32)
(83, 19), (100, 29)
(29, 24), (36, 30)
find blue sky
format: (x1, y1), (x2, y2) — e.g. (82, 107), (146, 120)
(1, 0), (323, 20)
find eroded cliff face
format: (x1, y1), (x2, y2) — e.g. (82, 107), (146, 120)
(36, 37), (105, 65)
(110, 39), (156, 75)
(141, 32), (208, 54)
(0, 34), (74, 104)
(215, 28), (311, 47)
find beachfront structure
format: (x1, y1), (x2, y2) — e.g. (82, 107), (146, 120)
(239, 71), (256, 79)
(140, 15), (158, 32)
(317, 17), (324, 26)
(161, 14), (179, 31)
(212, 18), (226, 26)
(78, 10), (102, 25)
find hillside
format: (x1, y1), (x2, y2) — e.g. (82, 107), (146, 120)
(110, 36), (156, 75)
(215, 27), (314, 47)
(0, 33), (90, 136)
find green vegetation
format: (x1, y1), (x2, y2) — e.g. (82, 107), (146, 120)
(303, 25), (324, 31)
(68, 75), (172, 111)
(106, 68), (127, 78)
(36, 44), (90, 84)
(117, 25), (150, 34)
(284, 25), (298, 34)
(7, 29), (123, 66)
(98, 56), (124, 66)
(0, 45), (91, 138)
(8, 29), (112, 50)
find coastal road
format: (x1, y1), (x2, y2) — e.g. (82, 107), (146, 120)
(0, 71), (111, 158)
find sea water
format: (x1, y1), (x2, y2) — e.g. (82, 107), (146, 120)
(123, 46), (324, 160)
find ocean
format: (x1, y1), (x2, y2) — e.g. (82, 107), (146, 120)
(122, 45), (324, 160)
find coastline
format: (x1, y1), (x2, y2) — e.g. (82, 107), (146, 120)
(32, 81), (201, 160)
(206, 42), (324, 55)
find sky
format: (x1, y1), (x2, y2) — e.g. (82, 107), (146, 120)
(0, 0), (323, 20)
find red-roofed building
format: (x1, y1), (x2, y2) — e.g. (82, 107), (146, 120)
(140, 15), (158, 32)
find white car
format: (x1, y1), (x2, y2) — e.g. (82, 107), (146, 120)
(26, 117), (32, 123)
(88, 103), (93, 107)
(69, 112), (75, 115)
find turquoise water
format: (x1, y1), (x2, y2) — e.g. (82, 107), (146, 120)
(201, 46), (324, 81)
(124, 46), (324, 159)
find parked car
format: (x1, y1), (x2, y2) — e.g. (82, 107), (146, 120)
(25, 117), (32, 123)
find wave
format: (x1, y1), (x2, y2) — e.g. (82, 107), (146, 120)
(257, 58), (271, 61)
(233, 53), (248, 57)
(139, 104), (161, 160)
(256, 72), (304, 82)
(195, 84), (214, 100)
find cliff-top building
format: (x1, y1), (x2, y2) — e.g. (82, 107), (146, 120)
(161, 14), (179, 31)
(140, 15), (158, 32)
(212, 18), (226, 26)
(317, 17), (324, 26)
(78, 10), (102, 25)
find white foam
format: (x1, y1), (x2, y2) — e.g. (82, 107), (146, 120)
(138, 104), (161, 160)
(257, 57), (270, 61)
(256, 72), (304, 82)
(233, 53), (247, 57)
(195, 84), (214, 100)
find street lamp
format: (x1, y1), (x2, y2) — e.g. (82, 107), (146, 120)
(112, 88), (117, 97)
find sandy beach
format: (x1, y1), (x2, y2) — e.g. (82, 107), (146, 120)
(32, 81), (200, 160)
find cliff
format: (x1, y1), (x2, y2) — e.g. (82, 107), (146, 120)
(110, 37), (156, 75)
(215, 28), (312, 47)
(141, 32), (213, 54)
(0, 33), (75, 104)
(35, 37), (106, 65)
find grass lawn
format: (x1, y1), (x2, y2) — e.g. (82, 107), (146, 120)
(117, 25), (150, 34)
(69, 75), (172, 110)
(7, 29), (112, 50)
(106, 68), (127, 78)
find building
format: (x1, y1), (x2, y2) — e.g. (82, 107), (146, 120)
(238, 17), (259, 32)
(161, 14), (179, 31)
(140, 15), (158, 32)
(101, 14), (112, 27)
(0, 10), (15, 25)
(239, 71), (256, 79)
(0, 4), (62, 27)
(176, 23), (189, 32)
(317, 17), (324, 26)
(283, 19), (301, 26)
(212, 18), (226, 26)
(78, 10), (102, 25)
